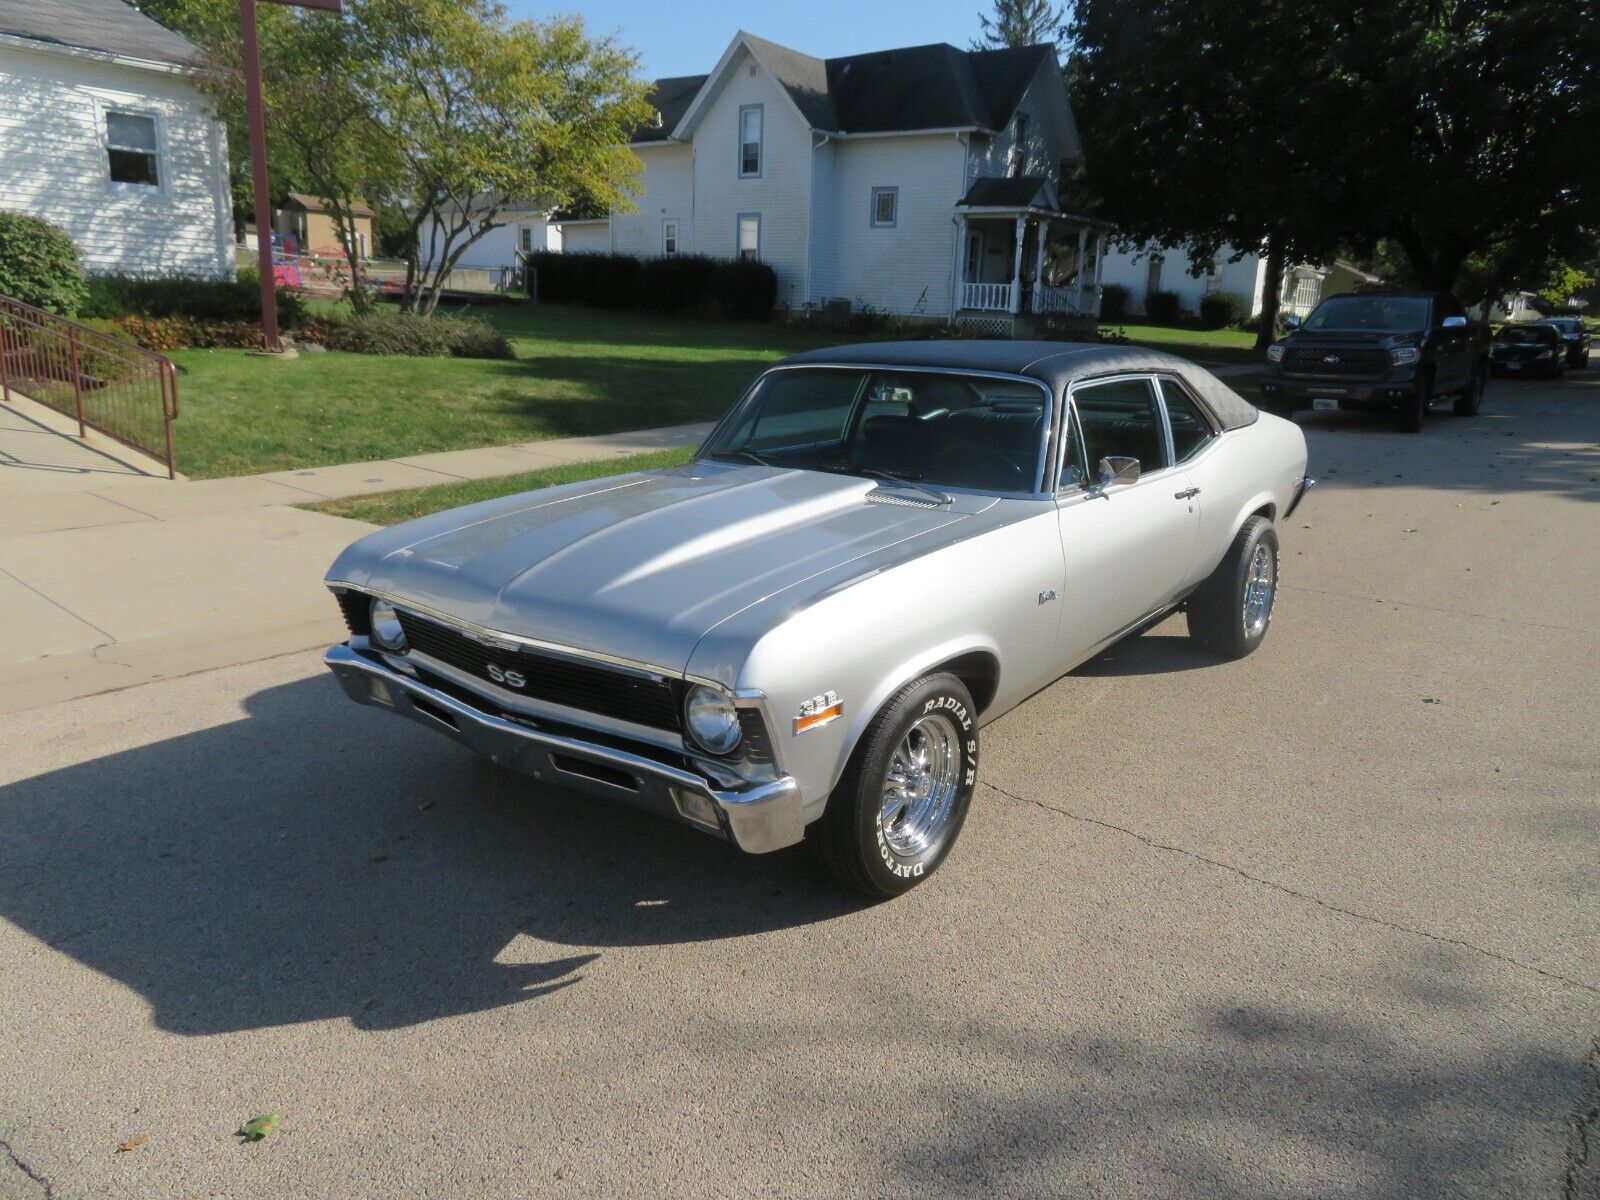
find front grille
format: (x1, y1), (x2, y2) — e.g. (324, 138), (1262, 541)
(1282, 347), (1391, 377)
(394, 609), (682, 731)
(737, 709), (775, 765)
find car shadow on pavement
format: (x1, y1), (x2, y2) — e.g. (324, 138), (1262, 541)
(0, 675), (864, 1036)
(1070, 629), (1220, 677)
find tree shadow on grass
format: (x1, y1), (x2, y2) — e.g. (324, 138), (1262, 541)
(0, 674), (862, 1036)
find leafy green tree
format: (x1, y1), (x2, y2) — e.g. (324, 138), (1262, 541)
(1071, 0), (1600, 338)
(973, 0), (1069, 49)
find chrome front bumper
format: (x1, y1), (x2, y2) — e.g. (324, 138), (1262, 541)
(324, 644), (806, 854)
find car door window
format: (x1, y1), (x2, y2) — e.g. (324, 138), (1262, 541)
(1072, 377), (1168, 480)
(1158, 378), (1217, 464)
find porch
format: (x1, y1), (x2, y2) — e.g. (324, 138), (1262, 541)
(954, 177), (1112, 329)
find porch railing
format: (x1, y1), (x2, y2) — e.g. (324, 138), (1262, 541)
(1031, 284), (1102, 317)
(0, 293), (179, 478)
(960, 280), (1016, 312)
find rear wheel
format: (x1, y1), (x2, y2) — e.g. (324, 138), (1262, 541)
(808, 673), (977, 898)
(1187, 516), (1279, 659)
(1453, 363), (1485, 416)
(1396, 374), (1429, 432)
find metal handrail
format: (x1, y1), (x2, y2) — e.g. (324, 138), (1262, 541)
(0, 293), (179, 478)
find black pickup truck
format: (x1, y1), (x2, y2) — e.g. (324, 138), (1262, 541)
(1260, 291), (1490, 432)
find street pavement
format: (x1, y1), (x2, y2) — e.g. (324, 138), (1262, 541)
(1, 371), (1596, 1199)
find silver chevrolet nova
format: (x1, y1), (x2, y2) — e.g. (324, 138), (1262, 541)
(324, 341), (1311, 896)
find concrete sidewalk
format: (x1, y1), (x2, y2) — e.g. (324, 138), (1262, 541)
(1, 407), (711, 714)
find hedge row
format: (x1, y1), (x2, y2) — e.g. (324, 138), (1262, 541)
(525, 251), (778, 321)
(80, 271), (309, 328)
(110, 310), (513, 360)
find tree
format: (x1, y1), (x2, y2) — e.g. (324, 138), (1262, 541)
(1071, 0), (1600, 339)
(363, 0), (650, 314)
(973, 0), (1068, 49)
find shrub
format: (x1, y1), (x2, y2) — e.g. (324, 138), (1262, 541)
(636, 254), (717, 313)
(113, 315), (264, 351)
(1144, 290), (1182, 323)
(1199, 291), (1247, 329)
(80, 270), (307, 328)
(308, 311), (513, 359)
(1099, 283), (1130, 322)
(0, 212), (88, 315)
(707, 259), (778, 321)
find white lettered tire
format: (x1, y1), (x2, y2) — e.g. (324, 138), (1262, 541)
(808, 673), (978, 898)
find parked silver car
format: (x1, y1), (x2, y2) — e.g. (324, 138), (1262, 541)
(324, 342), (1312, 896)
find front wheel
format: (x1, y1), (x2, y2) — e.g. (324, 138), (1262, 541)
(1453, 364), (1485, 415)
(1187, 516), (1279, 659)
(807, 673), (978, 898)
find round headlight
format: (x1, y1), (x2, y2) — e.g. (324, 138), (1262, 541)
(684, 685), (741, 755)
(370, 597), (406, 651)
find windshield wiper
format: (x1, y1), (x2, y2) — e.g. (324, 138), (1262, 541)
(856, 468), (953, 506)
(707, 449), (771, 467)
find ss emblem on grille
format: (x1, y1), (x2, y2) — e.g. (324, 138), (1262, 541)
(486, 663), (526, 689)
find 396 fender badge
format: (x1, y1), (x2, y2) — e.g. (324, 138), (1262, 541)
(794, 691), (843, 734)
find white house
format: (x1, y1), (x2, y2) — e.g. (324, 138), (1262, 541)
(598, 31), (1112, 330)
(1098, 244), (1269, 319)
(0, 0), (234, 279)
(420, 197), (557, 270)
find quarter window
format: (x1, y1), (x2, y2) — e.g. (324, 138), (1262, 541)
(106, 111), (159, 186)
(737, 213), (760, 262)
(871, 187), (898, 228)
(738, 104), (763, 177)
(1158, 378), (1217, 464)
(1072, 377), (1168, 480)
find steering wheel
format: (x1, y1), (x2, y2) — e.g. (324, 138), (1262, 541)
(928, 445), (1027, 490)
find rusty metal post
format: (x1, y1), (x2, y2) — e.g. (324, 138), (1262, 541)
(0, 312), (10, 404)
(68, 324), (86, 437)
(162, 362), (178, 478)
(241, 0), (280, 352)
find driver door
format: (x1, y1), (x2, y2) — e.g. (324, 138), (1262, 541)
(1052, 375), (1200, 667)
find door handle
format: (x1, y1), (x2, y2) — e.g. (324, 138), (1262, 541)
(1174, 487), (1200, 499)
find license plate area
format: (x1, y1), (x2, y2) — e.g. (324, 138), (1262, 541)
(1311, 397), (1341, 411)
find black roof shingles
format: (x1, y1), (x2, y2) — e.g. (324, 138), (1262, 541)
(0, 0), (199, 67)
(634, 36), (1056, 141)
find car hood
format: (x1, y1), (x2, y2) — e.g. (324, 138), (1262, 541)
(327, 462), (987, 673)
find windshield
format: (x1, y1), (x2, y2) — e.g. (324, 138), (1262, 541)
(1496, 325), (1557, 344)
(1304, 295), (1431, 332)
(703, 367), (1049, 494)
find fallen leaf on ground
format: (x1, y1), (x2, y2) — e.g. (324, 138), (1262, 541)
(1402, 527), (1419, 533)
(416, 799), (434, 811)
(116, 1136), (150, 1153)
(1421, 697), (1442, 705)
(239, 1114), (282, 1142)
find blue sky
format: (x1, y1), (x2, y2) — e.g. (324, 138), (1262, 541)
(510, 1), (988, 77)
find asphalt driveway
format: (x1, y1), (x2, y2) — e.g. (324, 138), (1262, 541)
(1, 371), (1596, 1199)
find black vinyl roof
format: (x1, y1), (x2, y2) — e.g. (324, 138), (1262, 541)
(774, 340), (1261, 430)
(635, 36), (1055, 141)
(0, 0), (198, 66)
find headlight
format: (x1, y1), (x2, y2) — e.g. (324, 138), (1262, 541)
(684, 685), (741, 754)
(1265, 343), (1286, 363)
(1391, 347), (1422, 366)
(370, 597), (406, 651)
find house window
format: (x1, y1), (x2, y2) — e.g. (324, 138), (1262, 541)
(1145, 254), (1164, 297)
(106, 111), (159, 187)
(519, 226), (535, 254)
(870, 187), (898, 228)
(1009, 113), (1029, 177)
(738, 104), (763, 177)
(357, 232), (369, 259)
(663, 220), (679, 256)
(737, 213), (760, 261)
(1203, 258), (1220, 293)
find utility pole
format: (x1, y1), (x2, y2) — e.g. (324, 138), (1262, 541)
(240, 0), (342, 352)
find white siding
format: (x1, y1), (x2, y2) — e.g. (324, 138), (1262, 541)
(688, 47), (812, 309)
(1099, 243), (1265, 317)
(806, 136), (837, 302)
(965, 69), (1061, 185)
(613, 142), (693, 259)
(557, 221), (611, 253)
(0, 43), (232, 278)
(422, 211), (552, 270)
(821, 134), (966, 316)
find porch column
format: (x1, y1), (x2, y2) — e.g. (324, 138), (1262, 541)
(1075, 226), (1089, 310)
(1032, 218), (1050, 313)
(1009, 215), (1026, 314)
(953, 213), (968, 317)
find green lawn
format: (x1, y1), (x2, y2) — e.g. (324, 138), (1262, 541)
(305, 446), (695, 526)
(170, 303), (1264, 479)
(1107, 323), (1264, 365)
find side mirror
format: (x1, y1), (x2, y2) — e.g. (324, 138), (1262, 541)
(1282, 314), (1302, 331)
(1441, 315), (1468, 328)
(1097, 456), (1141, 488)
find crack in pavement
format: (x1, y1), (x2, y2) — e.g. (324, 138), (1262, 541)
(980, 779), (1600, 997)
(1, 1138), (52, 1199)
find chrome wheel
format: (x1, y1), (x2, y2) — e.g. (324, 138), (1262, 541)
(878, 712), (961, 857)
(1242, 542), (1276, 637)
